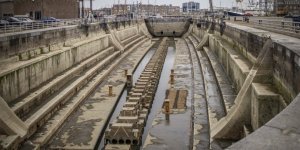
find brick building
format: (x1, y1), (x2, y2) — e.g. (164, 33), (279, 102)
(154, 5), (180, 16)
(274, 0), (300, 15)
(14, 0), (79, 19)
(94, 8), (112, 16)
(112, 4), (130, 15)
(0, 0), (14, 18)
(111, 4), (180, 17)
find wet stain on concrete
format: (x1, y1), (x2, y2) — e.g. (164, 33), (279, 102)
(65, 119), (102, 145)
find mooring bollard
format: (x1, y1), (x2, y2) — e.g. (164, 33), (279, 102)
(124, 69), (128, 76)
(164, 99), (170, 120)
(170, 74), (175, 85)
(164, 99), (170, 114)
(127, 74), (133, 89)
(108, 85), (113, 96)
(171, 69), (174, 74)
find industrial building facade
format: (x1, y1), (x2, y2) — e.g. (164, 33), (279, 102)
(0, 0), (14, 18)
(0, 0), (79, 19)
(182, 1), (200, 13)
(14, 0), (79, 19)
(274, 0), (300, 16)
(111, 4), (180, 17)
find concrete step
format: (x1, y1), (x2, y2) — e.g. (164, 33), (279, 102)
(124, 35), (145, 50)
(251, 83), (287, 130)
(28, 37), (148, 147)
(24, 50), (121, 137)
(186, 37), (226, 123)
(11, 47), (115, 119)
(191, 33), (201, 43)
(203, 47), (237, 113)
(122, 34), (140, 46)
(0, 135), (20, 150)
(188, 35), (237, 114)
(0, 34), (108, 78)
(1, 34), (110, 104)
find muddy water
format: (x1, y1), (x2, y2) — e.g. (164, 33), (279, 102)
(97, 48), (156, 150)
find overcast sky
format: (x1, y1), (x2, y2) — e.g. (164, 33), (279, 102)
(86, 0), (238, 9)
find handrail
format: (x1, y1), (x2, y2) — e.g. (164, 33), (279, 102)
(0, 18), (141, 35)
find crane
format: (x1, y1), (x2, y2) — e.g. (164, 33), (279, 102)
(208, 0), (214, 21)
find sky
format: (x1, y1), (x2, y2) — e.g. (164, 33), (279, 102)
(86, 0), (238, 9)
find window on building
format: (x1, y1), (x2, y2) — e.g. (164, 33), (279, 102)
(29, 11), (33, 18)
(35, 11), (42, 20)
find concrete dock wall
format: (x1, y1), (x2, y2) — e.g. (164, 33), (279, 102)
(116, 26), (138, 42)
(0, 24), (108, 61)
(0, 35), (110, 104)
(0, 21), (146, 104)
(193, 21), (300, 142)
(193, 23), (300, 104)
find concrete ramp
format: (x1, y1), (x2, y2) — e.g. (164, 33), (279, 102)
(0, 96), (28, 137)
(211, 39), (273, 139)
(107, 25), (125, 51)
(139, 23), (153, 39)
(196, 33), (209, 50)
(182, 23), (194, 38)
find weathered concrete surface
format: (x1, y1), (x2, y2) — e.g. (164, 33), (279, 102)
(192, 21), (300, 148)
(0, 19), (154, 149)
(184, 38), (210, 150)
(0, 96), (27, 137)
(215, 22), (300, 102)
(0, 21), (148, 104)
(229, 94), (300, 150)
(47, 40), (153, 149)
(211, 39), (273, 140)
(251, 83), (286, 130)
(202, 46), (236, 113)
(11, 47), (114, 119)
(0, 34), (110, 104)
(0, 20), (141, 61)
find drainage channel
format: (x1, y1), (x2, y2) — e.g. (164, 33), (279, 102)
(97, 48), (156, 150)
(103, 38), (173, 149)
(141, 42), (176, 144)
(143, 38), (194, 150)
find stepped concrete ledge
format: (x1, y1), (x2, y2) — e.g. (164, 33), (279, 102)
(28, 38), (151, 147)
(226, 22), (300, 54)
(0, 34), (111, 104)
(122, 34), (140, 45)
(203, 46), (236, 113)
(47, 39), (152, 149)
(0, 34), (109, 77)
(25, 51), (120, 131)
(187, 35), (236, 114)
(1, 17), (300, 150)
(11, 47), (115, 118)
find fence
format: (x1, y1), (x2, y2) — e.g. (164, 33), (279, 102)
(251, 18), (300, 34)
(0, 18), (140, 35)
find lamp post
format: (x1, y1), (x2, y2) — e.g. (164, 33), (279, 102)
(90, 0), (93, 14)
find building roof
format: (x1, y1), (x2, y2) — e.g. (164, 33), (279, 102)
(0, 0), (13, 2)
